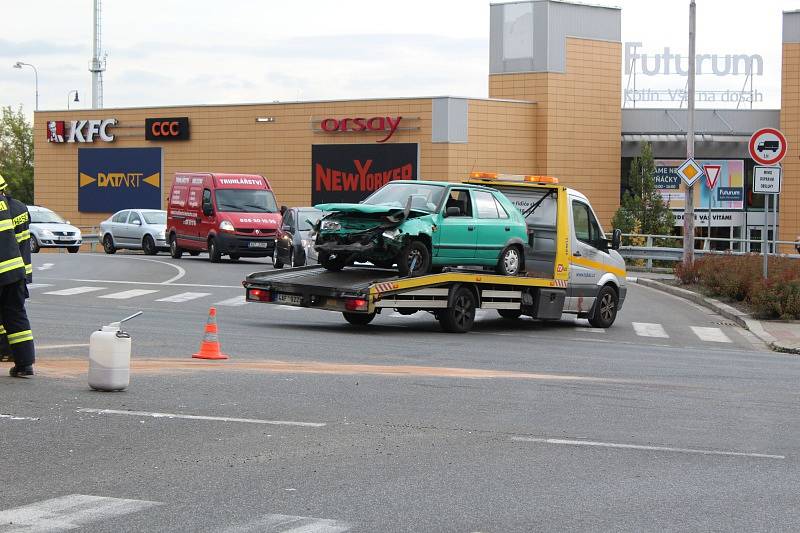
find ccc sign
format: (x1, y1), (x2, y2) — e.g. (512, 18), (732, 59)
(145, 117), (190, 141)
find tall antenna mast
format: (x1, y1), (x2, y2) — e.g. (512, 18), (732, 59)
(89, 0), (106, 108)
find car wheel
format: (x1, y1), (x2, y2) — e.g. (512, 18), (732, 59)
(208, 238), (221, 263)
(496, 245), (523, 276)
(67, 246), (80, 254)
(438, 286), (476, 333)
(589, 285), (618, 328)
(397, 240), (431, 277)
(30, 236), (40, 254)
(342, 311), (376, 326)
(169, 235), (183, 259)
(497, 309), (523, 319)
(319, 252), (346, 272)
(229, 254), (240, 262)
(273, 246), (284, 269)
(102, 234), (116, 255)
(142, 235), (157, 255)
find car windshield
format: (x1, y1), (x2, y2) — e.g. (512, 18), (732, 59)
(299, 211), (321, 232)
(142, 212), (166, 224)
(215, 189), (278, 213)
(362, 182), (446, 213)
(30, 209), (65, 224)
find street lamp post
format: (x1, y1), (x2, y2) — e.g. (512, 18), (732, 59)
(13, 61), (39, 111)
(67, 90), (79, 110)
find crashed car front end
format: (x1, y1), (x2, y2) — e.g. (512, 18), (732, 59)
(313, 211), (411, 264)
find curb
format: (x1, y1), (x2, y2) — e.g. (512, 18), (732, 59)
(631, 277), (799, 355)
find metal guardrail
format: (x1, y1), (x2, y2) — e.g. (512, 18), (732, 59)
(616, 233), (800, 265)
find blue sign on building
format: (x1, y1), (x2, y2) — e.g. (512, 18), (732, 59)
(717, 187), (743, 203)
(78, 148), (162, 213)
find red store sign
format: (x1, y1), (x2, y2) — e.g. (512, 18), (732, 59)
(319, 116), (402, 143)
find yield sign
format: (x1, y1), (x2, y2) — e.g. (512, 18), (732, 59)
(703, 165), (721, 189)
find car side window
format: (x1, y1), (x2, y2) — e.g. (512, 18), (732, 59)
(572, 200), (602, 245)
(474, 191), (499, 219)
(283, 211), (295, 231)
(112, 211), (129, 223)
(202, 189), (212, 207)
(444, 189), (473, 217)
(493, 196), (510, 219)
(128, 212), (141, 225)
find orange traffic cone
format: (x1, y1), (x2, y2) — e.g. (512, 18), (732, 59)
(192, 307), (229, 360)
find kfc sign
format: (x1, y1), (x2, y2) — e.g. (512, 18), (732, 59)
(47, 119), (117, 143)
(319, 116), (402, 143)
(145, 117), (190, 141)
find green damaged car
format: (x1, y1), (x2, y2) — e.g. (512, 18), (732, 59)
(312, 181), (529, 276)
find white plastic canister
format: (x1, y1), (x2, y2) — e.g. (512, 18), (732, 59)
(88, 322), (131, 391)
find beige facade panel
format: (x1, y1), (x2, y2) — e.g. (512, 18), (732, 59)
(780, 43), (800, 250)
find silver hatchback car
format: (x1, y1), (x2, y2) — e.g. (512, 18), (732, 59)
(99, 209), (168, 255)
(28, 205), (83, 253)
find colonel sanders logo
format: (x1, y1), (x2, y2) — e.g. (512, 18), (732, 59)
(47, 121), (65, 143)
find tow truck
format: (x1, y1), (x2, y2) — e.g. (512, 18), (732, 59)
(243, 173), (626, 333)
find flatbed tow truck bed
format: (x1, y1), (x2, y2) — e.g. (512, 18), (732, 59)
(243, 265), (568, 333)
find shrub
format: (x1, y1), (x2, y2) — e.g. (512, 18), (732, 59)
(750, 278), (800, 320)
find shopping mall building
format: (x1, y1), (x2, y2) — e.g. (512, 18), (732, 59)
(32, 1), (800, 251)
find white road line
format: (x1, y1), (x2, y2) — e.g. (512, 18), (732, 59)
(77, 408), (326, 428)
(222, 513), (350, 533)
(36, 263), (54, 271)
(155, 291), (211, 303)
(44, 286), (105, 296)
(43, 278), (242, 289)
(0, 413), (39, 421)
(691, 326), (732, 343)
(98, 289), (160, 300)
(632, 322), (669, 338)
(94, 254), (186, 284)
(0, 494), (161, 532)
(27, 283), (53, 289)
(574, 327), (606, 333)
(215, 295), (248, 307)
(511, 437), (784, 460)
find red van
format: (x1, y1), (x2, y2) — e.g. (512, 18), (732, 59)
(166, 173), (281, 262)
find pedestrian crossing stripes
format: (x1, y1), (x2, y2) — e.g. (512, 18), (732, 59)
(44, 286), (106, 296)
(26, 283), (52, 289)
(632, 322), (669, 338)
(155, 291), (211, 303)
(99, 289), (160, 300)
(222, 513), (350, 533)
(215, 295), (248, 307)
(0, 494), (160, 532)
(690, 326), (732, 343)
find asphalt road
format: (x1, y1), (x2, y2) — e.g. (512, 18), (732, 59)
(1, 251), (798, 532)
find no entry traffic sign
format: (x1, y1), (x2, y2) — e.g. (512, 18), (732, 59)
(749, 128), (787, 166)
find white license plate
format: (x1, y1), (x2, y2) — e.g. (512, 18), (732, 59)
(58, 236), (73, 241)
(275, 293), (302, 305)
(248, 241), (270, 248)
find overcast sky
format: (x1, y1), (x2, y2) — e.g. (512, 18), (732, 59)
(1, 0), (795, 117)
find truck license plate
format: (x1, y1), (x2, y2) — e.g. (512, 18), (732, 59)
(276, 293), (302, 305)
(248, 241), (269, 248)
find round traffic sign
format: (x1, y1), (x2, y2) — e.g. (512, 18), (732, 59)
(749, 128), (787, 165)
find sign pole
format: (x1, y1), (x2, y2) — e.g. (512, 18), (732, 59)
(772, 182), (778, 254)
(707, 183), (712, 250)
(683, 0), (697, 266)
(763, 194), (769, 278)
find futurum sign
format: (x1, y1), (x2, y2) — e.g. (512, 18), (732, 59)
(78, 148), (162, 213)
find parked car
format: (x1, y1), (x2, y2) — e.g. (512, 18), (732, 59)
(314, 180), (529, 276)
(27, 205), (82, 253)
(166, 173), (281, 262)
(99, 209), (168, 255)
(273, 207), (322, 268)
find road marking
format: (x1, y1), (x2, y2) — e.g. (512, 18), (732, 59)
(632, 322), (669, 338)
(574, 327), (606, 333)
(511, 437), (784, 460)
(0, 494), (161, 532)
(77, 408), (326, 428)
(42, 278), (242, 289)
(27, 283), (53, 289)
(0, 413), (39, 421)
(44, 286), (106, 296)
(222, 513), (350, 533)
(94, 254), (186, 284)
(155, 291), (211, 303)
(215, 295), (248, 307)
(36, 263), (54, 271)
(691, 326), (732, 343)
(98, 289), (160, 300)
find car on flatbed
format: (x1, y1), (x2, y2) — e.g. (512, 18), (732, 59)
(243, 173), (626, 333)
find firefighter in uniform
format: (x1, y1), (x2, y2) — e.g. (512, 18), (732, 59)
(0, 175), (35, 377)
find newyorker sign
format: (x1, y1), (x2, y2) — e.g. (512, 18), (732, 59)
(312, 143), (418, 204)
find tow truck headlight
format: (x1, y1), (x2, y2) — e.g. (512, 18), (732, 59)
(219, 220), (235, 232)
(382, 228), (401, 240)
(321, 220), (341, 231)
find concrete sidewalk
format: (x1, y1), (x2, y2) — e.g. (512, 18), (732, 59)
(627, 271), (800, 354)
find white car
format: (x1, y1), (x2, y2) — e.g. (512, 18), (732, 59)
(28, 205), (82, 253)
(99, 209), (168, 255)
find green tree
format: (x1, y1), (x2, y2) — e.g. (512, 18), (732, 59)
(0, 106), (34, 204)
(612, 141), (673, 235)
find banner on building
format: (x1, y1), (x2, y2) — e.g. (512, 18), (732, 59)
(655, 159), (745, 211)
(78, 148), (162, 212)
(311, 143), (418, 205)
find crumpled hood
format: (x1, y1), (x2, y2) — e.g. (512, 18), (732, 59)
(314, 203), (428, 217)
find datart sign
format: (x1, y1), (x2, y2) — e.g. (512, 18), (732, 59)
(655, 159), (744, 211)
(145, 117), (190, 141)
(47, 119), (117, 143)
(311, 143), (418, 204)
(78, 148), (162, 212)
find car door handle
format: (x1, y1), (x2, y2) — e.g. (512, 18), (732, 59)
(467, 226), (474, 231)
(505, 227), (510, 231)
(573, 250), (582, 257)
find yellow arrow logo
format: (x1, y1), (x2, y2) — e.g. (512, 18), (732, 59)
(143, 172), (160, 188)
(79, 173), (96, 187)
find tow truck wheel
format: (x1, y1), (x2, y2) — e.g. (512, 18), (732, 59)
(398, 240), (431, 277)
(208, 238), (222, 263)
(589, 285), (618, 328)
(439, 287), (476, 333)
(343, 311), (376, 326)
(497, 309), (523, 319)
